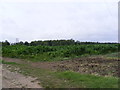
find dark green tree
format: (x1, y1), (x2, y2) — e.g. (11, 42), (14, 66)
(24, 41), (29, 46)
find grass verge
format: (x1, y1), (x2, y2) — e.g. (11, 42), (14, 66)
(1, 60), (18, 65)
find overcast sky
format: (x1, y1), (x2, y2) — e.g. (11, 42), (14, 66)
(0, 0), (119, 43)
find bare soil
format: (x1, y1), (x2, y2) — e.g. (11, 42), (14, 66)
(31, 57), (119, 77)
(2, 64), (42, 88)
(3, 56), (119, 77)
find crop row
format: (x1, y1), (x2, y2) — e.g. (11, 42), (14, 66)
(2, 44), (119, 61)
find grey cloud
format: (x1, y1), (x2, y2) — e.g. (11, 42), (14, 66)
(0, 1), (118, 42)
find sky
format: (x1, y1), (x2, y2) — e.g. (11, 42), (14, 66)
(0, 0), (119, 43)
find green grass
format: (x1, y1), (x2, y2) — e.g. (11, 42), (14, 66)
(3, 61), (119, 88)
(1, 60), (18, 65)
(104, 52), (120, 59)
(0, 59), (2, 64)
(57, 71), (119, 88)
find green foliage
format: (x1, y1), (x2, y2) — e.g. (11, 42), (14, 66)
(29, 39), (75, 46)
(2, 40), (10, 46)
(2, 44), (119, 61)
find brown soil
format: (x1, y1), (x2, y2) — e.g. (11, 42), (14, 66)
(31, 57), (119, 77)
(2, 57), (30, 64)
(3, 56), (119, 77)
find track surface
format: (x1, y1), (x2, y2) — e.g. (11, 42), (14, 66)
(2, 65), (41, 88)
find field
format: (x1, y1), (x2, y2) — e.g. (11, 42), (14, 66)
(1, 43), (120, 88)
(2, 44), (119, 61)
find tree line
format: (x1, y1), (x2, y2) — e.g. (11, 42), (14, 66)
(1, 39), (118, 46)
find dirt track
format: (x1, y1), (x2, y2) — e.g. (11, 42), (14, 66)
(2, 65), (42, 88)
